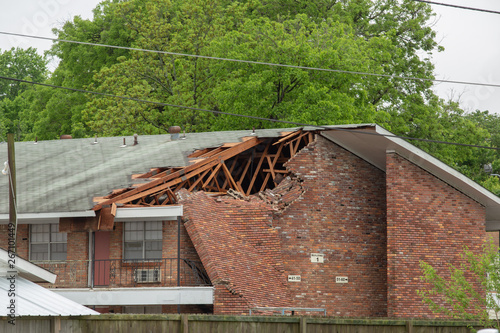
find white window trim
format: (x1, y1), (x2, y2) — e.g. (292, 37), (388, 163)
(122, 221), (163, 261)
(29, 223), (67, 262)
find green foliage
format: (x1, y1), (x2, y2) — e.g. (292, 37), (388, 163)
(21, 0), (135, 140)
(3, 0), (500, 200)
(0, 47), (48, 139)
(419, 239), (500, 330)
(84, 0), (248, 134)
(0, 47), (47, 100)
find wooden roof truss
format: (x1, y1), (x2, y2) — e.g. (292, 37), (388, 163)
(93, 129), (316, 211)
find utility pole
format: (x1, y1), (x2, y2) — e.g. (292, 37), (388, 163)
(7, 133), (16, 252)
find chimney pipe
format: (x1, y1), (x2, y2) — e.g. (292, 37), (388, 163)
(169, 126), (181, 141)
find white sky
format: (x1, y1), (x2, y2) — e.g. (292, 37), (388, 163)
(0, 0), (499, 113)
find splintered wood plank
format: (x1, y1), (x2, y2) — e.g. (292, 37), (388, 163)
(111, 203), (117, 217)
(161, 188), (176, 205)
(221, 161), (244, 194)
(188, 148), (212, 158)
(153, 189), (170, 205)
(93, 136), (261, 210)
(273, 130), (302, 145)
(174, 179), (189, 192)
(238, 155), (253, 188)
(246, 142), (270, 196)
(203, 185), (220, 192)
(203, 164), (222, 189)
(198, 147), (225, 159)
(266, 155), (276, 181)
(263, 169), (288, 173)
(212, 174), (222, 192)
(289, 132), (309, 156)
(188, 168), (211, 192)
(259, 173), (271, 192)
(221, 142), (242, 148)
(265, 140), (284, 185)
(308, 132), (314, 144)
(221, 157), (239, 190)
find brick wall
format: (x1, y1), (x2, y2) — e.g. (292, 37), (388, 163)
(213, 285), (250, 315)
(276, 134), (388, 317)
(0, 224), (29, 259)
(98, 221), (203, 288)
(181, 191), (290, 315)
(386, 152), (486, 318)
(0, 220), (203, 290)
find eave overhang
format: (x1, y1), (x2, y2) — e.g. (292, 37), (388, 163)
(321, 124), (500, 227)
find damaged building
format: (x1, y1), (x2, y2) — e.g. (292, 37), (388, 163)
(1, 124), (499, 318)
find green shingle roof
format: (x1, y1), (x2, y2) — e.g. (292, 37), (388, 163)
(0, 128), (296, 215)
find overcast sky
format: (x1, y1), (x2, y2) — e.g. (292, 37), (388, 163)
(0, 0), (499, 114)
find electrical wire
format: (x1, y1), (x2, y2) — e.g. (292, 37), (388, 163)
(0, 74), (499, 151)
(2, 30), (500, 89)
(412, 0), (500, 15)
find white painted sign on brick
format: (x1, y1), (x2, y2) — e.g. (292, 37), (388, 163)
(288, 275), (301, 282)
(311, 253), (324, 263)
(336, 276), (348, 283)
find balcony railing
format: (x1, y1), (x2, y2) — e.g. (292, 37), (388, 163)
(36, 258), (211, 289)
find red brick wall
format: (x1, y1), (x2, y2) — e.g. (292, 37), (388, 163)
(100, 221), (203, 288)
(277, 135), (388, 317)
(0, 220), (203, 289)
(386, 152), (486, 318)
(181, 191), (290, 315)
(0, 224), (29, 259)
(213, 285), (250, 315)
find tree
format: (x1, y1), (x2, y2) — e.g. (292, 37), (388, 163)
(0, 47), (48, 139)
(83, 0), (442, 135)
(84, 0), (248, 135)
(419, 239), (500, 330)
(22, 0), (136, 139)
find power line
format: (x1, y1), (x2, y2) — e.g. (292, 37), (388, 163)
(0, 74), (498, 151)
(3, 30), (500, 90)
(412, 0), (500, 15)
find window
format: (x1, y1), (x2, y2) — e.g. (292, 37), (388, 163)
(124, 222), (162, 260)
(30, 224), (67, 261)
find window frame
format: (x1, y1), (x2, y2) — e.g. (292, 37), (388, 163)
(29, 223), (67, 261)
(122, 221), (163, 261)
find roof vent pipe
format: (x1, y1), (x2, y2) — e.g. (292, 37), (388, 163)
(133, 133), (139, 146)
(169, 126), (181, 141)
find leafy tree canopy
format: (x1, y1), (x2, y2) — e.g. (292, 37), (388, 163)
(3, 0), (500, 194)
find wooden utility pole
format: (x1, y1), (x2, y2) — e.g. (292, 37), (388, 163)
(7, 133), (16, 252)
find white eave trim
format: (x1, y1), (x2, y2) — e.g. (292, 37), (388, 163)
(377, 125), (500, 205)
(0, 211), (96, 224)
(52, 286), (213, 306)
(114, 205), (183, 222)
(0, 250), (56, 283)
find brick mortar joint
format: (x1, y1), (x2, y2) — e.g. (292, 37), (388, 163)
(387, 152), (484, 208)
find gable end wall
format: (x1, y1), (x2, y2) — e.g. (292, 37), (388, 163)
(386, 152), (485, 318)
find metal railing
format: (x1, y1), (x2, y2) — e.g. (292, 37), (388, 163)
(36, 258), (211, 288)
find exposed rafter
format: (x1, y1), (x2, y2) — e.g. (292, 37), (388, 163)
(93, 129), (317, 211)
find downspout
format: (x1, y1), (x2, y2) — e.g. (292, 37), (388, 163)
(177, 215), (181, 314)
(89, 231), (94, 288)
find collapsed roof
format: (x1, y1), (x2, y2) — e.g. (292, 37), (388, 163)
(2, 124), (500, 228)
